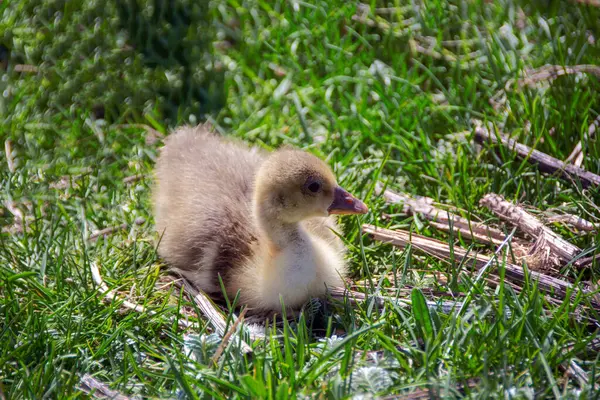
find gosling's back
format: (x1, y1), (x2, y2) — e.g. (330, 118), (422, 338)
(153, 125), (264, 293)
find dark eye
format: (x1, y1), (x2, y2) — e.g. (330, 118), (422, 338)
(307, 182), (321, 193)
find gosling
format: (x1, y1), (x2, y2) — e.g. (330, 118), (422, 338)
(153, 125), (368, 311)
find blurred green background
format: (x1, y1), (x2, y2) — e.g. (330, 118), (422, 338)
(1, 0), (223, 125)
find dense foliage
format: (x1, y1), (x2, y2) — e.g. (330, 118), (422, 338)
(0, 0), (222, 125)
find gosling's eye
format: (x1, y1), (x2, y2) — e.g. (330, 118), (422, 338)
(307, 182), (321, 193)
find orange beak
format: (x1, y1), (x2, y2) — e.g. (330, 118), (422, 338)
(328, 186), (369, 215)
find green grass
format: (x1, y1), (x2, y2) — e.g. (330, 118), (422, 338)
(2, 0), (600, 398)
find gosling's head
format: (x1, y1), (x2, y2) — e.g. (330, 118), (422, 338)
(254, 149), (368, 223)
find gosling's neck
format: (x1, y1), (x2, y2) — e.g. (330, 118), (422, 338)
(254, 203), (307, 251)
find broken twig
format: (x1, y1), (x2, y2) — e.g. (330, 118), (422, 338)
(79, 374), (132, 400)
(378, 185), (523, 250)
(474, 126), (600, 187)
(89, 224), (128, 241)
(211, 307), (248, 364)
(123, 174), (146, 185)
(4, 140), (15, 173)
(566, 115), (599, 168)
(571, 0), (600, 7)
(112, 123), (165, 146)
(362, 225), (598, 309)
(3, 200), (24, 234)
(544, 213), (597, 233)
(88, 218), (145, 241)
(90, 262), (198, 330)
(174, 278), (256, 352)
(480, 194), (584, 269)
(509, 64), (600, 90)
(14, 64), (39, 73)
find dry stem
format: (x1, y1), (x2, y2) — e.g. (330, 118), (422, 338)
(474, 125), (600, 187)
(4, 140), (15, 173)
(14, 64), (38, 73)
(90, 262), (197, 330)
(363, 224), (597, 309)
(79, 374), (132, 400)
(480, 194), (583, 269)
(123, 174), (146, 185)
(88, 218), (145, 241)
(112, 124), (164, 146)
(566, 115), (599, 168)
(571, 0), (600, 6)
(378, 185), (524, 251)
(544, 213), (597, 233)
(174, 278), (257, 351)
(3, 201), (24, 234)
(509, 64), (600, 90)
(211, 307), (248, 364)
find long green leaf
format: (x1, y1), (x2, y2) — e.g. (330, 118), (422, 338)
(411, 288), (433, 340)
